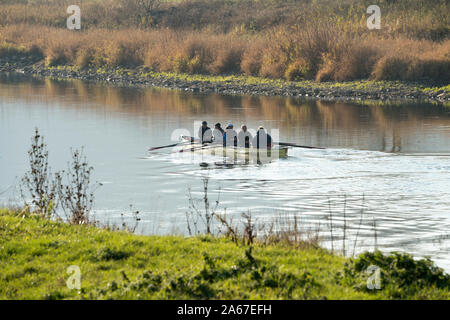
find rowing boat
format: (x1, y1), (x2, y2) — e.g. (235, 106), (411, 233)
(177, 143), (289, 161)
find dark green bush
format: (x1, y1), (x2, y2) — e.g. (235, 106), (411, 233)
(340, 250), (450, 298)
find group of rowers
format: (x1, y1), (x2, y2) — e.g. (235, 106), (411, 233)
(198, 121), (273, 149)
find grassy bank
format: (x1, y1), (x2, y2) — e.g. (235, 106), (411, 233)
(1, 58), (448, 103)
(0, 0), (449, 84)
(1, 208), (449, 300)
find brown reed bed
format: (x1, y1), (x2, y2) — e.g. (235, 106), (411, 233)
(1, 24), (448, 83)
(0, 0), (448, 83)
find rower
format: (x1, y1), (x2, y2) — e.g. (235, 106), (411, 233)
(252, 126), (272, 149)
(212, 123), (224, 144)
(198, 121), (212, 144)
(238, 124), (252, 148)
(223, 123), (237, 147)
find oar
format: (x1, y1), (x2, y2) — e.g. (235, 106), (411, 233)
(149, 141), (190, 151)
(275, 142), (326, 150)
(176, 142), (215, 153)
(150, 134), (203, 151)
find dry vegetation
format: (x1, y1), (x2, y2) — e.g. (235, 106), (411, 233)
(0, 0), (449, 83)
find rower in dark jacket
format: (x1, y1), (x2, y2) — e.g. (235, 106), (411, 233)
(252, 126), (272, 149)
(198, 121), (213, 143)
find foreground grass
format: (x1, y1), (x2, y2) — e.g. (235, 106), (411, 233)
(1, 208), (449, 300)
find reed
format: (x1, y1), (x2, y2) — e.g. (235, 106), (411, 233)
(0, 1), (448, 40)
(0, 1), (448, 82)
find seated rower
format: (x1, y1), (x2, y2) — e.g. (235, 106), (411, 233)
(198, 121), (213, 144)
(238, 124), (253, 148)
(212, 123), (224, 144)
(223, 123), (238, 147)
(252, 126), (272, 149)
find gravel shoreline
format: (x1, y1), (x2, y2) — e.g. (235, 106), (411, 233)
(1, 56), (449, 103)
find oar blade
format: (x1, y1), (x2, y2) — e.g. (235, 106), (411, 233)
(276, 142), (325, 150)
(149, 142), (181, 151)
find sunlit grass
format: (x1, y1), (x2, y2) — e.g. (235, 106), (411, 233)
(1, 208), (449, 299)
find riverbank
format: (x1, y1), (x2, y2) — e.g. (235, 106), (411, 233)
(1, 56), (449, 104)
(1, 208), (449, 300)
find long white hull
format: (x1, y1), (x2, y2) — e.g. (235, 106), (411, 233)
(178, 144), (289, 160)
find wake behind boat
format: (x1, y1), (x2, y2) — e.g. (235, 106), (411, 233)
(177, 142), (289, 159)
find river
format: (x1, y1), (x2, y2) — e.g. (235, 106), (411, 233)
(1, 73), (449, 270)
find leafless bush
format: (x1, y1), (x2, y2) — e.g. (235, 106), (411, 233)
(186, 177), (219, 235)
(215, 211), (320, 249)
(259, 213), (320, 249)
(185, 182), (381, 255)
(20, 128), (57, 218)
(241, 212), (257, 245)
(121, 0), (161, 27)
(55, 148), (100, 225)
(215, 212), (239, 244)
(186, 178), (321, 248)
(102, 205), (141, 233)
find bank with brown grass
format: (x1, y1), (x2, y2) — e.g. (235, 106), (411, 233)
(0, 0), (449, 101)
(1, 54), (448, 103)
(1, 24), (449, 83)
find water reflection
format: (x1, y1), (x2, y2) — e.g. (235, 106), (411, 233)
(1, 73), (449, 154)
(1, 73), (450, 270)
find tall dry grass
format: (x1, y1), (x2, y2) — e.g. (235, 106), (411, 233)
(0, 1), (448, 40)
(0, 0), (449, 83)
(0, 22), (449, 83)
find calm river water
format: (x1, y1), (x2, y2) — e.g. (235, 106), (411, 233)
(1, 74), (449, 270)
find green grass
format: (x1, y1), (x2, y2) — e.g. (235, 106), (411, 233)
(1, 208), (449, 299)
(46, 64), (450, 98)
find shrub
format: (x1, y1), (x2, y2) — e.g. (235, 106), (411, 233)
(340, 250), (450, 298)
(240, 45), (263, 76)
(103, 40), (143, 67)
(208, 45), (244, 75)
(372, 55), (411, 81)
(45, 46), (68, 67)
(75, 48), (94, 69)
(315, 53), (335, 82)
(316, 44), (380, 82)
(0, 42), (26, 58)
(259, 54), (287, 79)
(285, 60), (314, 81)
(405, 57), (450, 82)
(333, 45), (380, 81)
(55, 148), (99, 225)
(171, 38), (213, 74)
(20, 128), (56, 218)
(28, 44), (44, 59)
